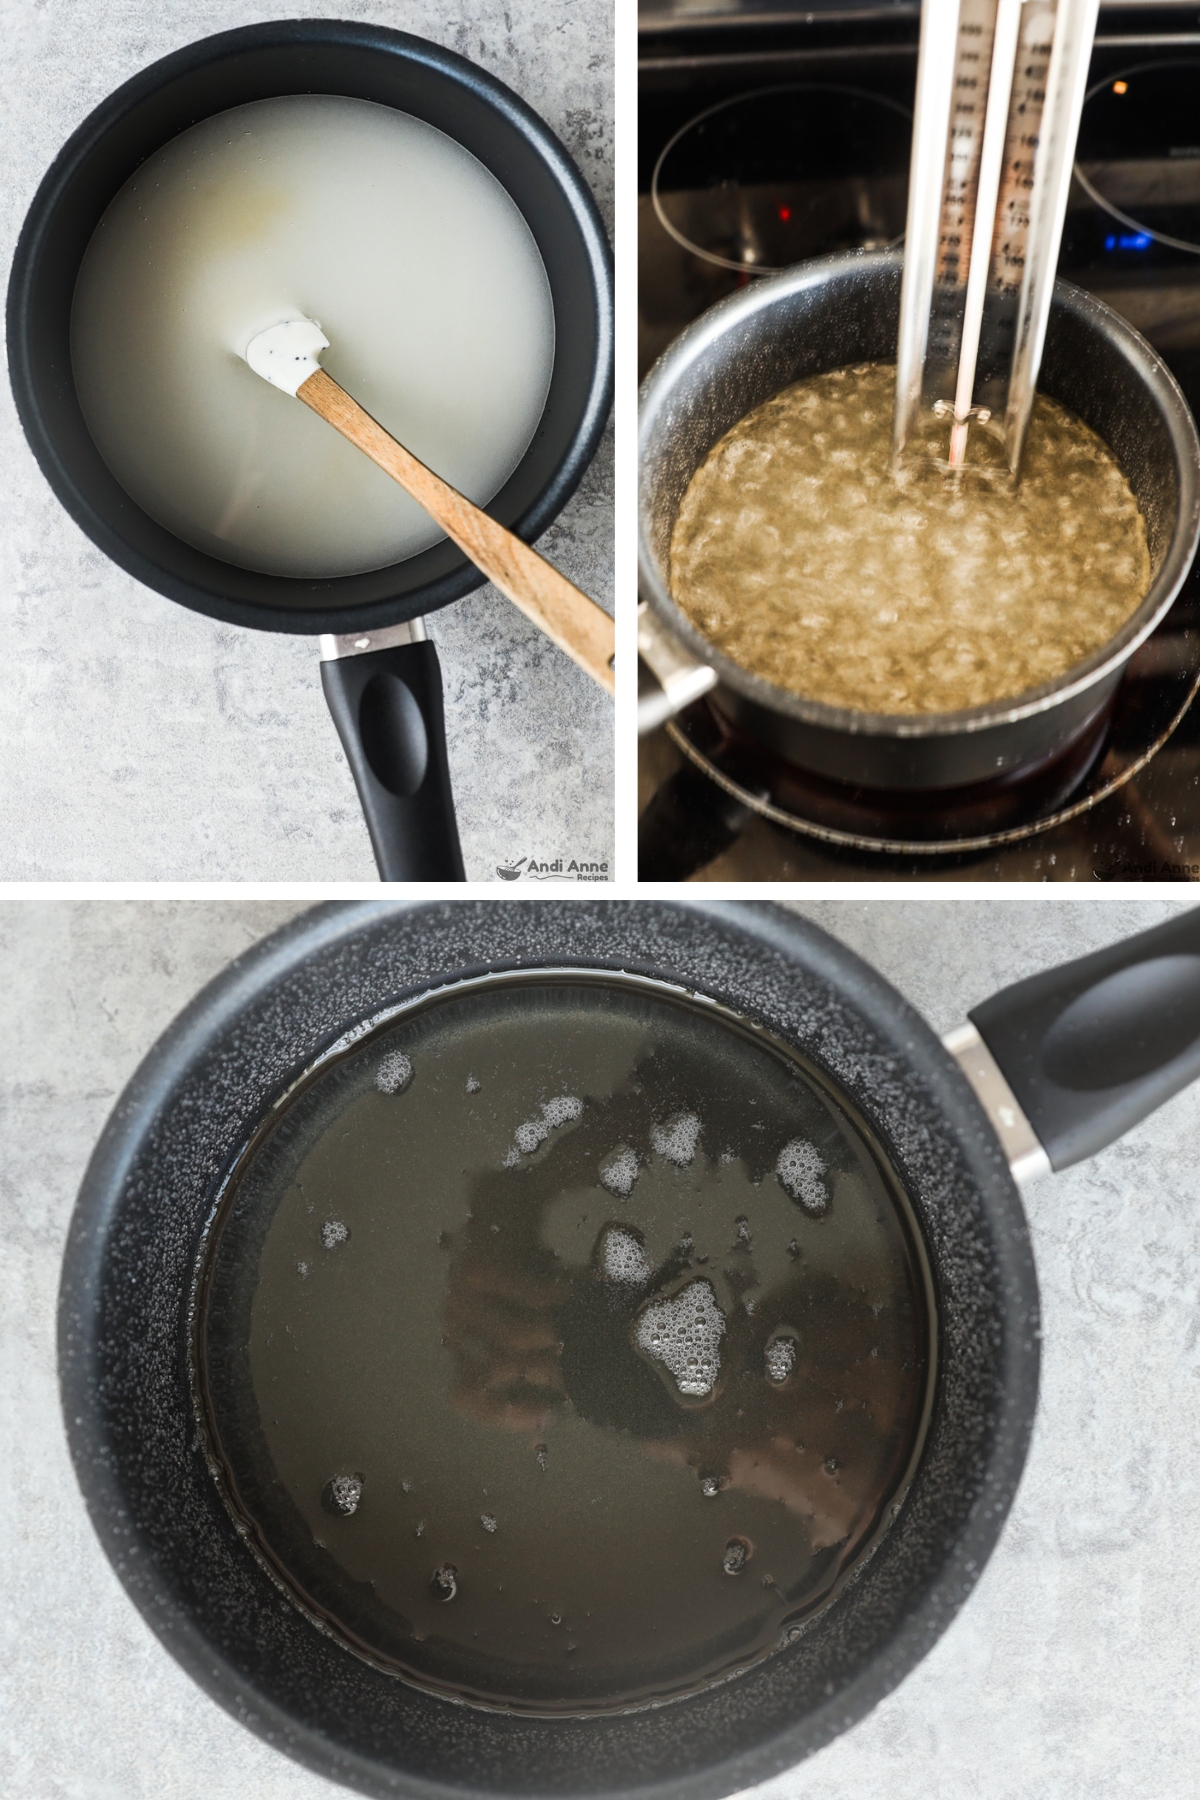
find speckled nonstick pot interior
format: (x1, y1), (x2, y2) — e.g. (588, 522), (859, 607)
(60, 902), (1038, 1800)
(638, 250), (1200, 791)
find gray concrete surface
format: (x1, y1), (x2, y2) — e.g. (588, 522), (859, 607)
(0, 2), (613, 881)
(3, 897), (1199, 1799)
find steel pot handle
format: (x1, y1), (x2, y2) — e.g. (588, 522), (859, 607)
(954, 906), (1200, 1172)
(638, 601), (717, 735)
(319, 622), (466, 882)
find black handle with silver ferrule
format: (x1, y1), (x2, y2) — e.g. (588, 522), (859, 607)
(319, 620), (465, 884)
(946, 908), (1200, 1175)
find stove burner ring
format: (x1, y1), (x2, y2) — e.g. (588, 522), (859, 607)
(665, 653), (1200, 858)
(1075, 59), (1200, 258)
(651, 83), (911, 276)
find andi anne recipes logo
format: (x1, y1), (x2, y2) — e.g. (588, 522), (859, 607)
(496, 854), (609, 882)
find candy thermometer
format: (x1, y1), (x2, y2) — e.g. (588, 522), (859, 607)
(893, 0), (1100, 478)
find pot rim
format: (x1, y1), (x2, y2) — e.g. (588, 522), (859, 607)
(637, 248), (1200, 741)
(7, 18), (614, 637)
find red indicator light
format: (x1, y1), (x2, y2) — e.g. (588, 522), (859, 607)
(779, 205), (791, 222)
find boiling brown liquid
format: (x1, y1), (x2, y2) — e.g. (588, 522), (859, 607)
(197, 973), (933, 1714)
(670, 362), (1150, 714)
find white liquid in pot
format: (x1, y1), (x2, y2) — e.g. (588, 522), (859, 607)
(71, 95), (556, 579)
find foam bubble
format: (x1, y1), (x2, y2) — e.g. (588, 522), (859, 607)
(775, 1139), (828, 1214)
(599, 1225), (651, 1285)
(321, 1220), (349, 1249)
(635, 1277), (725, 1396)
(466, 1075), (482, 1093)
(765, 1335), (797, 1383)
(544, 1095), (584, 1128)
(651, 1112), (702, 1167)
(375, 1050), (413, 1096)
(481, 1513), (497, 1533)
(599, 1145), (639, 1197)
(323, 1473), (363, 1516)
(723, 1537), (750, 1575)
(509, 1094), (584, 1159)
(432, 1563), (457, 1600)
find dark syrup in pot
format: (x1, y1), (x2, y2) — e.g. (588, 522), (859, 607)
(196, 972), (935, 1714)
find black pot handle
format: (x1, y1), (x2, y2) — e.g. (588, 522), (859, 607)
(320, 633), (465, 882)
(969, 906), (1200, 1170)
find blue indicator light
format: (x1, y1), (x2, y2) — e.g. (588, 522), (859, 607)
(1106, 231), (1152, 252)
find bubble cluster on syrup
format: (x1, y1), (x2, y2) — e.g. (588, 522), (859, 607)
(775, 1139), (828, 1214)
(764, 1335), (797, 1383)
(432, 1564), (457, 1601)
(650, 1111), (702, 1166)
(722, 1537), (751, 1575)
(320, 1219), (349, 1249)
(635, 1277), (726, 1396)
(466, 1075), (482, 1093)
(599, 1225), (652, 1285)
(510, 1094), (584, 1158)
(599, 1145), (640, 1197)
(375, 1050), (414, 1096)
(481, 1513), (497, 1533)
(323, 1473), (363, 1516)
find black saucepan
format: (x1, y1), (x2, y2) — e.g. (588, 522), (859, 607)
(7, 21), (613, 880)
(638, 251), (1200, 798)
(60, 900), (1200, 1798)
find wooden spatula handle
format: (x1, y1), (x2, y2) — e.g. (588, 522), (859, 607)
(297, 368), (614, 695)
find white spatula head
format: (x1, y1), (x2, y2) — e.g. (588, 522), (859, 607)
(244, 318), (330, 395)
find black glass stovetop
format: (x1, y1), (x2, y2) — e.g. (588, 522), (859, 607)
(638, 10), (1200, 881)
